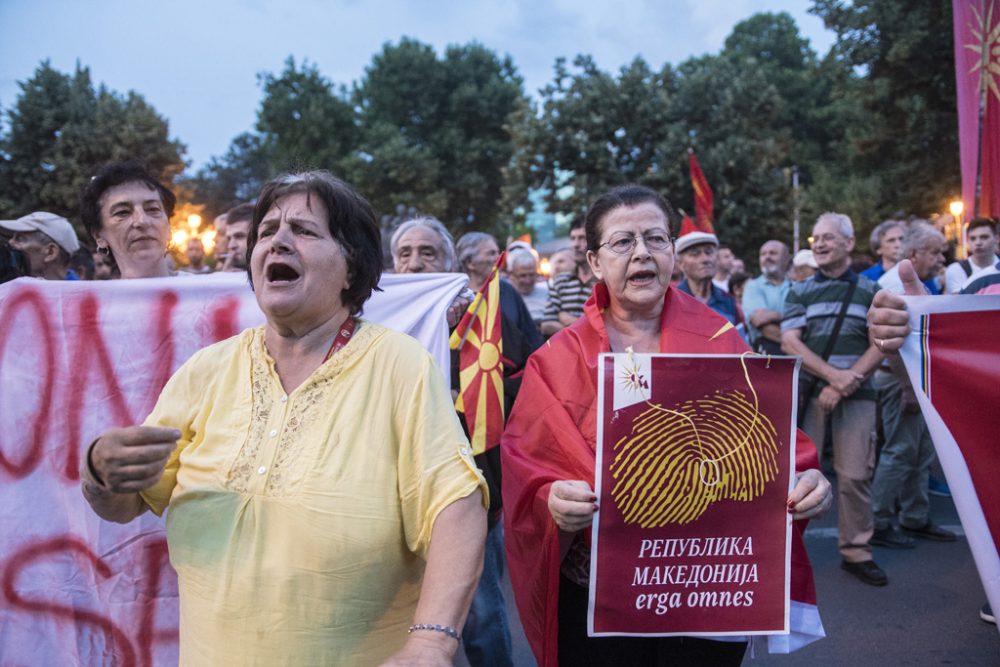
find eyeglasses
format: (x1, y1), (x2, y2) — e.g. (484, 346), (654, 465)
(598, 231), (674, 255)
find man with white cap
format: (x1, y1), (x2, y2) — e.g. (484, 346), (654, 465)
(674, 230), (742, 325)
(790, 249), (819, 282)
(1, 211), (81, 280)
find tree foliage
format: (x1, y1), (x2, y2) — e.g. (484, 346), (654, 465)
(505, 4), (958, 259)
(507, 56), (678, 220)
(0, 61), (185, 233)
(190, 42), (525, 237)
(185, 58), (357, 219)
(3, 6), (955, 261)
(354, 39), (526, 236)
(809, 0), (959, 225)
(504, 15), (820, 260)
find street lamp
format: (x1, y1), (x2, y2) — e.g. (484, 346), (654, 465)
(949, 200), (966, 257)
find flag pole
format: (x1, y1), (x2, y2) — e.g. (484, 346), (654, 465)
(974, 36), (988, 218)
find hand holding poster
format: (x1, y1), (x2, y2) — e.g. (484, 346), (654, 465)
(589, 352), (799, 637)
(896, 294), (1000, 635)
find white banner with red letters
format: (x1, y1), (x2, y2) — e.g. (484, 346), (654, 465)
(897, 294), (1000, 637)
(0, 271), (467, 666)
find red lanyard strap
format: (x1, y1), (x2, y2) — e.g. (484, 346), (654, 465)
(323, 316), (357, 363)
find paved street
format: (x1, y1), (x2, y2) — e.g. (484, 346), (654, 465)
(459, 486), (999, 666)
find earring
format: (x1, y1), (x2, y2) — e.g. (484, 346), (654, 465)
(98, 244), (110, 256)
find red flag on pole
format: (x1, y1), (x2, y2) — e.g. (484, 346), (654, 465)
(953, 0), (1000, 218)
(688, 148), (715, 233)
(449, 252), (506, 454)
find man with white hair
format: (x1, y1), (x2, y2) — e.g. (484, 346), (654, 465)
(870, 222), (955, 549)
(782, 212), (887, 586)
(391, 218), (521, 667)
(506, 247), (547, 324)
(1, 211), (81, 280)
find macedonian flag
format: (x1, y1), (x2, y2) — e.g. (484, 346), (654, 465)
(450, 252), (506, 454)
(688, 148), (715, 233)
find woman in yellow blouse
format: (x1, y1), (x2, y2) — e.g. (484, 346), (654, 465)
(80, 171), (488, 666)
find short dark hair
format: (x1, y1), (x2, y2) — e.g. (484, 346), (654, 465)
(225, 202), (255, 226)
(79, 160), (176, 240)
(569, 216), (585, 232)
(967, 217), (997, 236)
(247, 171), (382, 314)
(729, 271), (750, 292)
(584, 185), (676, 252)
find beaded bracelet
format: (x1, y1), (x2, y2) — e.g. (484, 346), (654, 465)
(408, 623), (461, 643)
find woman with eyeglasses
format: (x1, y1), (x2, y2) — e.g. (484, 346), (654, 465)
(501, 184), (832, 666)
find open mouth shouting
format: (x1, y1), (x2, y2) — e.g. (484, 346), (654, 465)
(627, 269), (658, 288)
(266, 261), (302, 285)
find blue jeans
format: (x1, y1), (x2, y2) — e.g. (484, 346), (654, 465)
(462, 521), (513, 667)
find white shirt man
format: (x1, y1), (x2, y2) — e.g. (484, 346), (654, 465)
(944, 219), (999, 293)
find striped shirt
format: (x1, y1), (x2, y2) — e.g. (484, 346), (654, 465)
(781, 269), (879, 400)
(541, 271), (597, 322)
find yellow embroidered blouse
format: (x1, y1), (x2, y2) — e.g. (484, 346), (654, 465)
(139, 321), (487, 665)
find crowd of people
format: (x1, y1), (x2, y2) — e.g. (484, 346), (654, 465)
(1, 158), (996, 664)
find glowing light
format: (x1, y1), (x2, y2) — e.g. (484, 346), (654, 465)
(200, 228), (217, 254)
(949, 200), (965, 218)
(171, 230), (189, 248)
(539, 258), (552, 276)
(187, 214), (202, 231)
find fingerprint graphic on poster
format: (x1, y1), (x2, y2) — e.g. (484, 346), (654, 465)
(590, 353), (799, 637)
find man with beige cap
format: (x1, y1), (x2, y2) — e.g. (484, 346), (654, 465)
(1, 211), (81, 280)
(674, 230), (742, 326)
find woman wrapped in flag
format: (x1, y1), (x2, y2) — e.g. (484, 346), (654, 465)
(502, 184), (833, 666)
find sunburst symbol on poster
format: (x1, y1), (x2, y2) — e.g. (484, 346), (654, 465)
(609, 354), (780, 527)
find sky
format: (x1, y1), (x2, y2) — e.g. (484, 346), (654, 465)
(0, 0), (836, 172)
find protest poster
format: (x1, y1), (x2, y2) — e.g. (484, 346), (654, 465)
(588, 352), (799, 637)
(896, 294), (1000, 635)
(0, 272), (466, 665)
